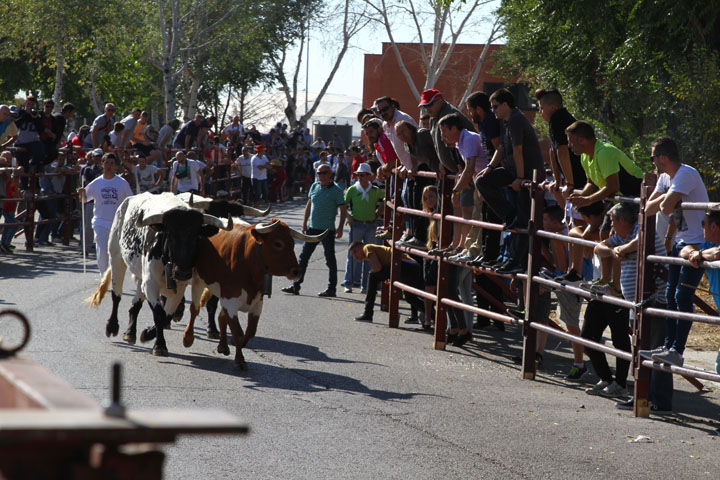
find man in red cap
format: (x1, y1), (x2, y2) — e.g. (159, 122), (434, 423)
(251, 144), (270, 207)
(419, 88), (476, 253)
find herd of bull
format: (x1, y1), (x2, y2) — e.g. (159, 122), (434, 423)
(87, 192), (326, 369)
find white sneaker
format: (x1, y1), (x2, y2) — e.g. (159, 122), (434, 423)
(652, 348), (684, 367)
(599, 381), (629, 398)
(343, 286), (352, 293)
(638, 347), (666, 360)
(585, 380), (610, 395)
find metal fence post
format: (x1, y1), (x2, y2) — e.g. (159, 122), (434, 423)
(632, 173), (657, 417)
(388, 169), (404, 328)
(433, 174), (454, 350)
(521, 169), (544, 379)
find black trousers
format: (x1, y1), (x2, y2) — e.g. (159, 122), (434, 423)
(581, 300), (631, 387)
(364, 261), (424, 317)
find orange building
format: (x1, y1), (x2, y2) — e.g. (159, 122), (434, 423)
(363, 43), (536, 121)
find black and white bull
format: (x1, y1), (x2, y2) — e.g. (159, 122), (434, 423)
(87, 192), (232, 356)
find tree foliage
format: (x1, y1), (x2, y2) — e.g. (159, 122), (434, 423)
(497, 0), (720, 180)
(0, 0), (311, 125)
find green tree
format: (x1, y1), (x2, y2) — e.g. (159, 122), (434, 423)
(497, 0), (720, 173)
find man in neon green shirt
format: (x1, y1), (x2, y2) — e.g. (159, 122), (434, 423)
(557, 120), (644, 285)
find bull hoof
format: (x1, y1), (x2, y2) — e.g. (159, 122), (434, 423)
(234, 361), (248, 371)
(217, 344), (230, 356)
(207, 329), (220, 340)
(182, 334), (194, 348)
(140, 327), (156, 343)
(106, 322), (119, 338)
(152, 347), (169, 357)
(123, 333), (136, 345)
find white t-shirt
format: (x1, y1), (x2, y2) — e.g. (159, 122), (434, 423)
(84, 175), (133, 229)
(383, 109), (417, 169)
(120, 115), (138, 148)
(654, 164), (708, 244)
(251, 154), (269, 180)
(172, 159), (206, 192)
(236, 154), (252, 178)
(132, 165), (159, 193)
(223, 123), (243, 138)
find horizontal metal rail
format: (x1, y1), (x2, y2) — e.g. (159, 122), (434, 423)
(644, 307), (720, 325)
(646, 254), (720, 270)
(440, 297), (521, 325)
(639, 359), (720, 383)
(530, 322), (632, 361)
(535, 229), (599, 249)
(532, 276), (636, 309)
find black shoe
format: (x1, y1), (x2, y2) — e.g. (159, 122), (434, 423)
(400, 237), (427, 250)
(446, 332), (458, 344)
(502, 215), (517, 231)
(398, 232), (412, 243)
(557, 269), (583, 286)
(281, 284), (300, 295)
(497, 261), (524, 274)
(453, 331), (472, 347)
(318, 289), (336, 297)
(467, 255), (485, 267)
(483, 258), (504, 268)
(355, 313), (373, 322)
(404, 317), (419, 324)
(492, 320), (506, 331)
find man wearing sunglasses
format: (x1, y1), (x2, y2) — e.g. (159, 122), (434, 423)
(282, 163), (347, 297)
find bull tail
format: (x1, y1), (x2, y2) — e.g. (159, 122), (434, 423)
(200, 288), (213, 308)
(86, 268), (112, 309)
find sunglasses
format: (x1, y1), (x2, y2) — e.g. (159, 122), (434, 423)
(357, 173), (369, 177)
(376, 105), (391, 113)
(317, 170), (331, 175)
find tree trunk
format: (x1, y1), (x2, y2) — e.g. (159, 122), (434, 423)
(186, 73), (200, 119)
(164, 57), (176, 120)
(52, 38), (65, 113)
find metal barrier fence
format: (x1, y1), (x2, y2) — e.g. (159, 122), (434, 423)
(382, 168), (720, 417)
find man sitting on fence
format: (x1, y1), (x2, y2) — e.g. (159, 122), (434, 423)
(350, 240), (425, 324)
(644, 136), (708, 367)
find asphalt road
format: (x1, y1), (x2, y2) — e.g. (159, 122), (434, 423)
(2, 197), (720, 479)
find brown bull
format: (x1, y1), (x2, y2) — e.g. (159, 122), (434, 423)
(183, 219), (326, 369)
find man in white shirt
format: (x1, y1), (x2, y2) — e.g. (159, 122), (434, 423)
(234, 145), (253, 204)
(118, 107), (142, 149)
(170, 150), (206, 194)
(644, 136), (708, 367)
(78, 153), (133, 274)
(122, 153), (164, 194)
(251, 145), (270, 206)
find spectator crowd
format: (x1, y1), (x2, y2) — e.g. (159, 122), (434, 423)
(2, 86), (720, 417)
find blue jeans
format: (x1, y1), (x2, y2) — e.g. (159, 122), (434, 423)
(252, 178), (268, 202)
(2, 210), (19, 246)
(649, 308), (673, 410)
(344, 221), (376, 289)
(665, 243), (704, 354)
(294, 227), (337, 292)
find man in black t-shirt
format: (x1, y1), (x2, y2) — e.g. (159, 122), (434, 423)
(475, 88), (543, 273)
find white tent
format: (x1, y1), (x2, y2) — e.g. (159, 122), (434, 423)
(240, 90), (363, 138)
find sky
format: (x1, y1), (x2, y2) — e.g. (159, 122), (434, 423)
(287, 0), (502, 107)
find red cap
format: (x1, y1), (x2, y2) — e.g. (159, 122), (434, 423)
(255, 145), (267, 152)
(418, 89), (443, 107)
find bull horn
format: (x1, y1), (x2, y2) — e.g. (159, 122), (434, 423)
(188, 192), (212, 209)
(254, 220), (281, 234)
(138, 212), (164, 227)
(203, 214), (233, 231)
(244, 204), (271, 217)
(289, 228), (328, 243)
